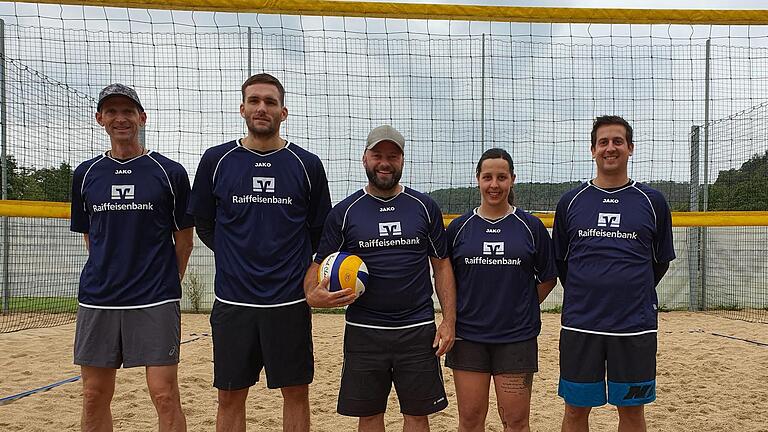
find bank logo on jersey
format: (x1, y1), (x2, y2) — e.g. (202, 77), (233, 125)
(482, 241), (505, 256)
(379, 221), (402, 237)
(466, 242), (520, 265)
(95, 185), (152, 212)
(253, 177), (275, 193)
(597, 213), (621, 228)
(111, 185), (135, 200)
(233, 176), (291, 205)
(359, 220), (419, 249)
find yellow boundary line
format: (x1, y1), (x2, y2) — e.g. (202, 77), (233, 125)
(0, 200), (71, 219)
(1, 200), (765, 227)
(14, 1), (768, 25)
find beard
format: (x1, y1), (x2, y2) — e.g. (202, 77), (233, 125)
(246, 117), (280, 138)
(365, 165), (402, 192)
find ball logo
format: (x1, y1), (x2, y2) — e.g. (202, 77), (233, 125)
(378, 221), (402, 237)
(111, 185), (135, 200)
(482, 241), (504, 255)
(318, 252), (368, 298)
(252, 176), (275, 193)
(597, 212), (621, 228)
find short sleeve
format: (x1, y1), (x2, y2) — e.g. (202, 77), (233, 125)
(531, 215), (558, 283)
(169, 164), (194, 230)
(306, 157), (332, 232)
(315, 205), (345, 263)
(188, 150), (216, 221)
(70, 164), (90, 233)
(426, 197), (447, 259)
(651, 191), (676, 263)
(552, 194), (570, 261)
(445, 215), (461, 257)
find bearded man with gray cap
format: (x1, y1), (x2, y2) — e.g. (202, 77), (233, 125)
(306, 125), (457, 432)
(70, 83), (193, 431)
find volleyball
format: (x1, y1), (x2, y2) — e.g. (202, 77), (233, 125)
(318, 252), (368, 298)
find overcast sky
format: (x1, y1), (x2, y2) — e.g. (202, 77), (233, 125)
(1, 0), (767, 205)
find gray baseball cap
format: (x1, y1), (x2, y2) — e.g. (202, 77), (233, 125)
(366, 125), (405, 152)
(97, 83), (144, 112)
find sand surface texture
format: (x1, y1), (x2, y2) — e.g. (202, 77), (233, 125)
(1, 312), (766, 431)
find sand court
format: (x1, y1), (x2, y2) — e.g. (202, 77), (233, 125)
(1, 312), (766, 431)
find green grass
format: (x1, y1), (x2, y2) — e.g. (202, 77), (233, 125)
(311, 307), (347, 315)
(3, 297), (78, 313)
(542, 305), (562, 313)
(657, 304), (689, 312)
(707, 304), (744, 312)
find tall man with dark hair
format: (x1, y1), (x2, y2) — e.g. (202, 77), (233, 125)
(71, 83), (194, 432)
(306, 125), (456, 432)
(553, 116), (675, 432)
(189, 73), (332, 432)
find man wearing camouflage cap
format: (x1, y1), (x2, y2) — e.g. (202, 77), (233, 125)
(70, 83), (194, 431)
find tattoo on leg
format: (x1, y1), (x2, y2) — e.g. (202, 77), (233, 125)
(498, 374), (533, 395)
(523, 373), (533, 391)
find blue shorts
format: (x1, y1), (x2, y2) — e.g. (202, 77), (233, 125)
(558, 329), (657, 407)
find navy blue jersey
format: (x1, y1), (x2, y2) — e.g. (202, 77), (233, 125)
(447, 208), (557, 343)
(70, 151), (193, 308)
(188, 140), (331, 307)
(552, 181), (675, 335)
(315, 187), (447, 328)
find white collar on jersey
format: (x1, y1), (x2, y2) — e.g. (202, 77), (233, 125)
(474, 205), (516, 223)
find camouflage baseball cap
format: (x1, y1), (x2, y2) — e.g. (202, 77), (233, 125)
(97, 83), (144, 112)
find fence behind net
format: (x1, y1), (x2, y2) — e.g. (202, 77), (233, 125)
(692, 102), (768, 322)
(0, 5), (766, 332)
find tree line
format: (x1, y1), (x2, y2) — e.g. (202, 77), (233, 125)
(1, 150), (766, 212)
(429, 150), (768, 213)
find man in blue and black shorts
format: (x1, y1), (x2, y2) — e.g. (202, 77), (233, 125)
(552, 115), (676, 432)
(71, 84), (194, 431)
(306, 125), (457, 432)
(188, 73), (332, 431)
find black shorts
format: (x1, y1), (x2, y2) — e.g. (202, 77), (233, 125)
(210, 300), (313, 390)
(445, 338), (538, 375)
(558, 329), (657, 407)
(338, 323), (448, 417)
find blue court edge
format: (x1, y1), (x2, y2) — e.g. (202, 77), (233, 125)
(0, 375), (81, 406)
(558, 378), (607, 407)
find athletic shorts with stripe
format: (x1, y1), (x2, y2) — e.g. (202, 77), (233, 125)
(74, 302), (181, 369)
(338, 323), (448, 417)
(558, 328), (657, 407)
(210, 300), (313, 390)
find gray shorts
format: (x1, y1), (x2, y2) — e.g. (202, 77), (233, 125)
(74, 302), (181, 368)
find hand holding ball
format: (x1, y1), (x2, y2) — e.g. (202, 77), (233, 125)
(317, 252), (368, 298)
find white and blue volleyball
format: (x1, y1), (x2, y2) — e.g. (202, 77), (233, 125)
(318, 252), (368, 298)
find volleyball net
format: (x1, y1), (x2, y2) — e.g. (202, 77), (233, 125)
(0, 1), (766, 332)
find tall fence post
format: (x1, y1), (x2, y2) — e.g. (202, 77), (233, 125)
(0, 18), (9, 314)
(688, 126), (701, 311)
(700, 39), (711, 311)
